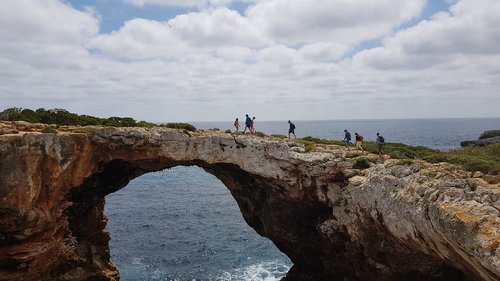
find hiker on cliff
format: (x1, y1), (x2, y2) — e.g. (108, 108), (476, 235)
(355, 132), (364, 152)
(250, 116), (256, 133)
(288, 120), (296, 138)
(243, 114), (252, 133)
(343, 130), (352, 149)
(376, 132), (385, 155)
(234, 118), (240, 133)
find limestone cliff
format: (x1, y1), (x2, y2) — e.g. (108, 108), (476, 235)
(0, 121), (499, 281)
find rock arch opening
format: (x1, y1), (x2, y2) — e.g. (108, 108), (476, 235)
(64, 159), (331, 280)
(104, 166), (291, 280)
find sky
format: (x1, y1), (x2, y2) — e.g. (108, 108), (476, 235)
(0, 0), (499, 122)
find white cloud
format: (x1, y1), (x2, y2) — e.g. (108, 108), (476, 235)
(88, 18), (190, 60)
(355, 0), (500, 69)
(168, 8), (267, 47)
(1, 0), (499, 121)
(123, 0), (257, 8)
(246, 0), (426, 45)
(0, 0), (98, 44)
(124, 0), (205, 7)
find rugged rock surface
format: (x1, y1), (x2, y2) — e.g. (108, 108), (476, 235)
(480, 131), (500, 140)
(0, 121), (499, 281)
(461, 130), (500, 147)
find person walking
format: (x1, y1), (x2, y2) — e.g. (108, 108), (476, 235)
(234, 118), (240, 133)
(250, 116), (256, 133)
(243, 114), (252, 133)
(376, 132), (385, 155)
(343, 130), (352, 149)
(288, 120), (296, 138)
(355, 132), (364, 152)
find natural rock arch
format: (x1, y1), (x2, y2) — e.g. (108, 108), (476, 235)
(0, 124), (499, 281)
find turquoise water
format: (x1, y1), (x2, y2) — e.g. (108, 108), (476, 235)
(105, 118), (499, 280)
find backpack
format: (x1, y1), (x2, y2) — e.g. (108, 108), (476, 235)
(358, 135), (363, 141)
(379, 136), (385, 143)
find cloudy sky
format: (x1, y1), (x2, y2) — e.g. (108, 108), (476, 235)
(1, 0), (499, 122)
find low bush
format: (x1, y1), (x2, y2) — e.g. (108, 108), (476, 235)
(271, 134), (287, 139)
(254, 131), (266, 137)
(396, 159), (414, 166)
(353, 158), (370, 169)
(161, 123), (196, 132)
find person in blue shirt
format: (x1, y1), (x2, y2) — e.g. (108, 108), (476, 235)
(376, 132), (385, 155)
(343, 130), (352, 149)
(288, 120), (296, 138)
(243, 114), (252, 133)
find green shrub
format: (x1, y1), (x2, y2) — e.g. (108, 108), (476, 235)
(353, 158), (370, 169)
(225, 129), (232, 133)
(0, 107), (159, 128)
(254, 131), (266, 137)
(162, 122), (196, 132)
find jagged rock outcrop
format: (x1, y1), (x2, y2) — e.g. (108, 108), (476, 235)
(461, 130), (500, 147)
(0, 121), (499, 281)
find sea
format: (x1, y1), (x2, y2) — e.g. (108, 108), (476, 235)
(104, 118), (500, 281)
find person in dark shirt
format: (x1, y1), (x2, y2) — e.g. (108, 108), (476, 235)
(288, 120), (296, 138)
(376, 132), (385, 155)
(343, 130), (352, 149)
(243, 114), (252, 133)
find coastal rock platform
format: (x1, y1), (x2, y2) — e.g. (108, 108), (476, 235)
(0, 121), (499, 281)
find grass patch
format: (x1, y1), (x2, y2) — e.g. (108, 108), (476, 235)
(302, 136), (344, 146)
(300, 136), (500, 175)
(294, 139), (317, 153)
(425, 144), (500, 174)
(422, 171), (438, 178)
(353, 158), (370, 169)
(224, 129), (232, 133)
(271, 134), (287, 139)
(396, 159), (414, 166)
(482, 175), (500, 184)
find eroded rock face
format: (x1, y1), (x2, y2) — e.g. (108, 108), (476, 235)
(0, 122), (499, 281)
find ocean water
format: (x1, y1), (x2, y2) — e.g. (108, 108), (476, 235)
(105, 118), (500, 281)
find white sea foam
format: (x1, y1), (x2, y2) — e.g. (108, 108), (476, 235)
(217, 261), (290, 281)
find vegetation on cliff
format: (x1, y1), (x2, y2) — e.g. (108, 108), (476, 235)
(300, 136), (500, 178)
(0, 107), (196, 131)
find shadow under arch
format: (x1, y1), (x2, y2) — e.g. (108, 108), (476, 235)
(64, 159), (332, 281)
